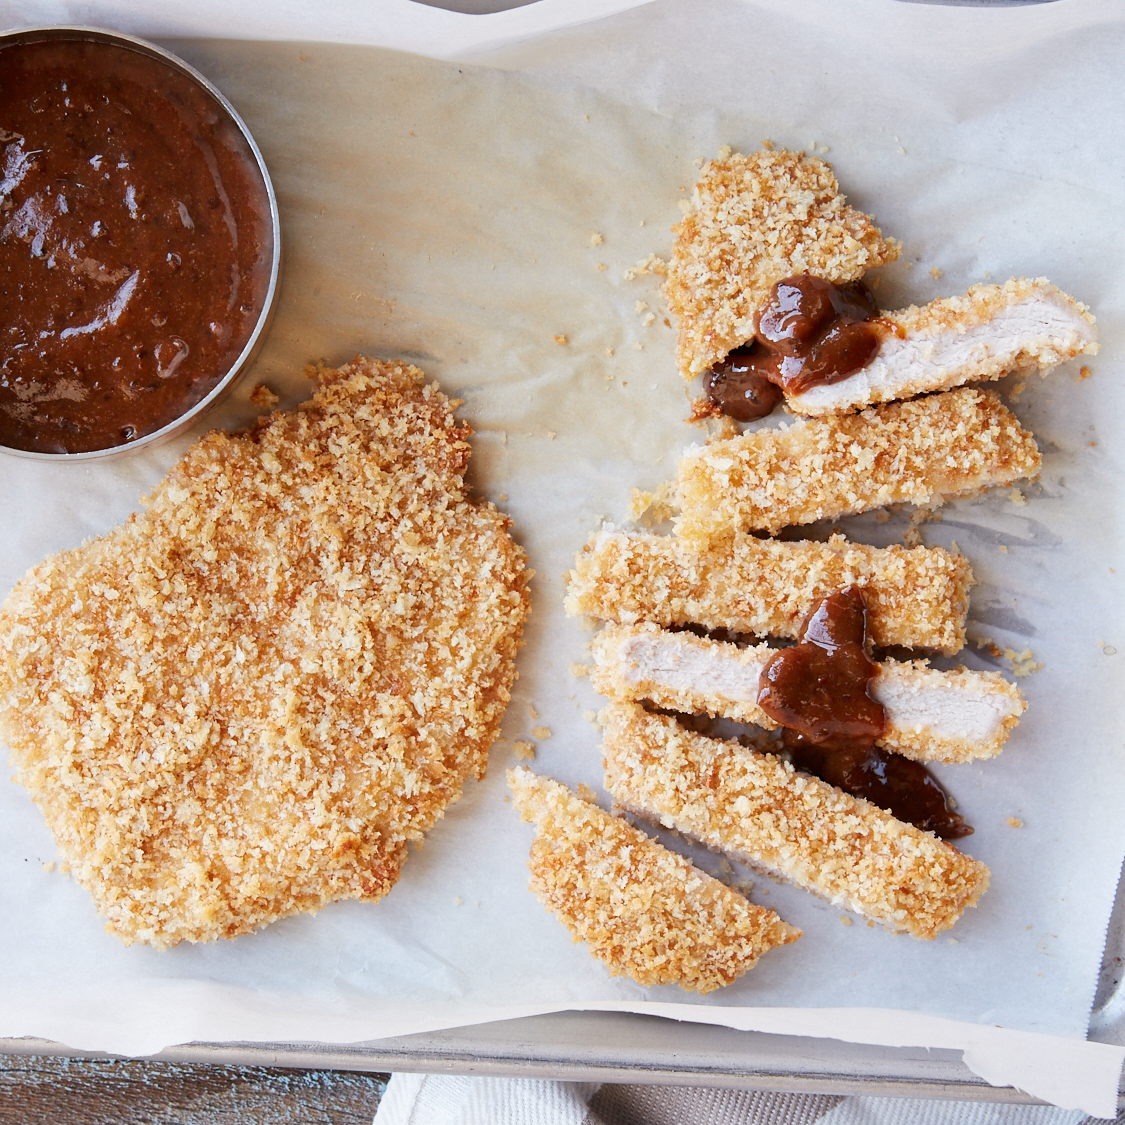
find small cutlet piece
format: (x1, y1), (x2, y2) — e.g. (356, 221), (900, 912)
(790, 278), (1098, 416)
(676, 388), (1040, 541)
(507, 767), (799, 993)
(0, 358), (530, 948)
(664, 147), (900, 381)
(565, 529), (972, 654)
(590, 624), (1025, 764)
(601, 704), (990, 939)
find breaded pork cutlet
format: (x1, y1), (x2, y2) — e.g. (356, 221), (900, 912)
(665, 147), (901, 381)
(676, 388), (1040, 541)
(601, 704), (990, 939)
(591, 624), (1025, 765)
(790, 278), (1097, 416)
(0, 358), (530, 948)
(565, 529), (972, 654)
(508, 768), (799, 993)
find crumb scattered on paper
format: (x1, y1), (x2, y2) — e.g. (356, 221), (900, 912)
(553, 335), (568, 346)
(1004, 648), (1043, 677)
(930, 267), (943, 280)
(1080, 365), (1092, 380)
(623, 253), (667, 280)
(249, 383), (279, 408)
(590, 232), (604, 245)
(1008, 817), (1024, 828)
(528, 706), (539, 720)
(583, 710), (598, 723)
(531, 726), (552, 740)
(840, 916), (853, 926)
(513, 741), (536, 761)
(570, 662), (589, 677)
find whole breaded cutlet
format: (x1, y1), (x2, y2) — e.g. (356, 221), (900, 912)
(0, 357), (530, 948)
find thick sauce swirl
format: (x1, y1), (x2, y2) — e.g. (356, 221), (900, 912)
(0, 39), (272, 453)
(758, 586), (971, 839)
(704, 275), (881, 421)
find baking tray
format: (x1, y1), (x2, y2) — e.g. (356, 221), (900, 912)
(2, 0), (1121, 1110)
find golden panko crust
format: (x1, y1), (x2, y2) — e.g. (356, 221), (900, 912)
(665, 147), (901, 380)
(601, 704), (990, 939)
(508, 768), (799, 993)
(0, 358), (530, 948)
(676, 389), (1041, 541)
(565, 529), (972, 654)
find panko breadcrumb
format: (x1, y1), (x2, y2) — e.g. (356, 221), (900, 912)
(0, 358), (530, 948)
(665, 147), (900, 380)
(565, 528), (972, 654)
(590, 623), (1024, 764)
(601, 704), (990, 939)
(508, 767), (799, 993)
(676, 388), (1040, 541)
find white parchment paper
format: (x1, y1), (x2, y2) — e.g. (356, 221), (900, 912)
(1, 0), (1124, 1115)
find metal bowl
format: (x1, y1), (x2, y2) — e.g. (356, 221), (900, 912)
(0, 26), (281, 462)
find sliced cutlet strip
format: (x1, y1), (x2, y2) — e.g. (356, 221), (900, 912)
(789, 278), (1097, 416)
(565, 529), (972, 655)
(664, 146), (901, 381)
(601, 703), (990, 939)
(508, 767), (799, 994)
(591, 623), (1025, 764)
(676, 388), (1040, 541)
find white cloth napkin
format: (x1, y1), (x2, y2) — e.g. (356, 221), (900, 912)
(371, 1075), (1095, 1125)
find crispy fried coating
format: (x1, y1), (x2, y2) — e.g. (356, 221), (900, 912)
(565, 529), (972, 654)
(665, 147), (900, 380)
(601, 704), (990, 939)
(508, 768), (799, 993)
(591, 623), (1024, 764)
(676, 388), (1040, 541)
(0, 358), (530, 948)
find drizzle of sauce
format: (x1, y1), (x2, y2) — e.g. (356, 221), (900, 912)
(704, 275), (882, 420)
(0, 39), (272, 454)
(758, 586), (971, 839)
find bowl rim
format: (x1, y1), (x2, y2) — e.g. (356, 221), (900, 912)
(0, 25), (282, 462)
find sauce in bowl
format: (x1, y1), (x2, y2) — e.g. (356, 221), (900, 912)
(0, 36), (275, 454)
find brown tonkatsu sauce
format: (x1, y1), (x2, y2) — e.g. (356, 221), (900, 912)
(758, 586), (971, 839)
(0, 39), (272, 453)
(704, 275), (882, 421)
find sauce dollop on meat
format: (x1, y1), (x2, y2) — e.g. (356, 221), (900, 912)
(758, 586), (971, 839)
(704, 275), (881, 421)
(0, 38), (272, 454)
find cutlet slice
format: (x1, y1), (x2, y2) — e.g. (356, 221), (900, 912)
(0, 358), (530, 948)
(508, 768), (799, 993)
(591, 624), (1025, 764)
(676, 388), (1040, 541)
(601, 704), (990, 939)
(788, 278), (1097, 416)
(664, 147), (901, 381)
(565, 529), (972, 654)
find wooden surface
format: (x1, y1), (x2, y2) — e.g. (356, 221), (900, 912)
(0, 1055), (387, 1124)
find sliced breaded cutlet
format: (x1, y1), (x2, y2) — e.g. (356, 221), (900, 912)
(508, 767), (799, 993)
(789, 278), (1097, 416)
(676, 388), (1040, 541)
(565, 529), (972, 654)
(0, 358), (530, 948)
(601, 704), (990, 939)
(591, 623), (1025, 764)
(664, 147), (901, 381)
